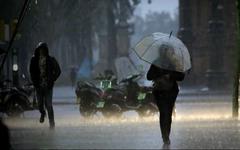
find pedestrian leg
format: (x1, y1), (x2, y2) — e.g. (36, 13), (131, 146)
(158, 100), (171, 144)
(44, 88), (55, 129)
(36, 88), (46, 123)
(165, 100), (175, 140)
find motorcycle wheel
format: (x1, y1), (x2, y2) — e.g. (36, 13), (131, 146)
(137, 104), (158, 117)
(102, 103), (122, 118)
(5, 93), (32, 117)
(5, 99), (24, 117)
(79, 104), (96, 118)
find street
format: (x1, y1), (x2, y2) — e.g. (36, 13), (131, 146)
(3, 89), (240, 149)
(1, 0), (240, 149)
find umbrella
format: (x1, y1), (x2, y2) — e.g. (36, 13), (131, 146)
(115, 57), (140, 83)
(133, 32), (191, 72)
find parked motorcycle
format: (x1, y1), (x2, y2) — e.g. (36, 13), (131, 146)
(76, 70), (124, 118)
(75, 80), (102, 117)
(118, 74), (158, 117)
(76, 72), (159, 118)
(98, 78), (124, 118)
(20, 74), (37, 109)
(0, 79), (33, 116)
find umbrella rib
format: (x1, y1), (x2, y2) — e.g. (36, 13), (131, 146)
(140, 39), (159, 57)
(133, 33), (167, 57)
(180, 47), (184, 71)
(139, 57), (155, 65)
(131, 48), (153, 65)
(132, 48), (143, 60)
(133, 37), (166, 67)
(133, 35), (152, 57)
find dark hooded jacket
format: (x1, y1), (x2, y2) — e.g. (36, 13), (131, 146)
(29, 43), (61, 88)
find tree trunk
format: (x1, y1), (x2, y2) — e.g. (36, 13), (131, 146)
(107, 0), (118, 70)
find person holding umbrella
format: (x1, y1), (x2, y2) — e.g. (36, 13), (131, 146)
(147, 44), (185, 145)
(133, 32), (191, 145)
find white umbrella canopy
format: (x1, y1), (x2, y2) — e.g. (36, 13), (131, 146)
(133, 32), (191, 72)
(115, 57), (140, 83)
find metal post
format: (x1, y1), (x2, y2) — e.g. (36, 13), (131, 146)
(232, 73), (239, 118)
(232, 0), (240, 118)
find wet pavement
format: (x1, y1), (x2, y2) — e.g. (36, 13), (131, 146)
(3, 100), (240, 149)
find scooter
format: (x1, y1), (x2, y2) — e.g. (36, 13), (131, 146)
(0, 79), (33, 116)
(98, 77), (124, 118)
(119, 74), (158, 117)
(20, 74), (37, 109)
(76, 70), (124, 118)
(75, 80), (102, 117)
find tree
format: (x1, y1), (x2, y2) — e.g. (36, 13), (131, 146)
(3, 0), (140, 81)
(92, 0), (140, 72)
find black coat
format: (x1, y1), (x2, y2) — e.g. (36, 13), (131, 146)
(147, 65), (185, 94)
(30, 56), (61, 88)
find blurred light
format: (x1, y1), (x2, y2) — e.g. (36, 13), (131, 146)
(13, 64), (18, 71)
(175, 114), (232, 121)
(35, 0), (38, 5)
(5, 113), (238, 129)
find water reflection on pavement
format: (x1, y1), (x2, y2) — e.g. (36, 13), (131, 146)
(4, 102), (240, 149)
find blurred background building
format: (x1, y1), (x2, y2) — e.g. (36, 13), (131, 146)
(178, 0), (237, 89)
(0, 0), (238, 90)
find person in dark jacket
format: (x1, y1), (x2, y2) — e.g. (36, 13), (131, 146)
(147, 44), (185, 145)
(30, 42), (61, 129)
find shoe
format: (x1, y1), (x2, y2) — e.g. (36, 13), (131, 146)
(39, 113), (45, 123)
(163, 138), (171, 145)
(49, 122), (55, 130)
(162, 143), (170, 149)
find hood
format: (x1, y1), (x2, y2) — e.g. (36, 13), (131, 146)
(34, 42), (49, 57)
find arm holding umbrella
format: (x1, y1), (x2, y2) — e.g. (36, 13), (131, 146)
(147, 64), (185, 82)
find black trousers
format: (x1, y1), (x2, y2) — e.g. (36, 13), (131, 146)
(36, 87), (54, 123)
(153, 89), (178, 141)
